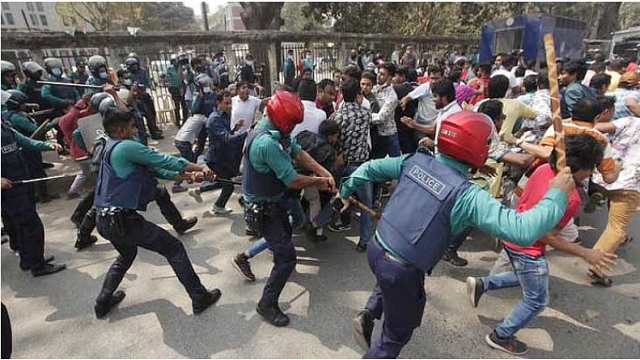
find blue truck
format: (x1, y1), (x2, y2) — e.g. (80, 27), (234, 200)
(479, 14), (587, 63)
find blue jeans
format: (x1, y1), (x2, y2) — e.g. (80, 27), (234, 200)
(482, 248), (549, 338)
(339, 163), (374, 244)
(173, 140), (194, 187)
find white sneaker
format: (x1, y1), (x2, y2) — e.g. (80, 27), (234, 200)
(211, 206), (232, 215)
(188, 188), (203, 203)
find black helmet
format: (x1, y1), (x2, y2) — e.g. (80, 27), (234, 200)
(5, 89), (28, 110)
(194, 73), (212, 89)
(124, 57), (139, 69)
(90, 92), (112, 113)
(98, 97), (117, 116)
(44, 57), (64, 73)
(22, 61), (45, 79)
(1, 60), (16, 75)
(88, 55), (107, 76)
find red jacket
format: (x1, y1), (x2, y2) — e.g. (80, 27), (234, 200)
(58, 99), (93, 160)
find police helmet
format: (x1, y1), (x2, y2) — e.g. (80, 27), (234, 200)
(88, 55), (107, 75)
(98, 96), (117, 117)
(194, 73), (212, 88)
(116, 67), (130, 79)
(22, 61), (46, 79)
(5, 89), (28, 110)
(90, 92), (112, 113)
(75, 59), (86, 68)
(1, 60), (16, 75)
(127, 52), (140, 61)
(44, 57), (64, 73)
(125, 57), (140, 69)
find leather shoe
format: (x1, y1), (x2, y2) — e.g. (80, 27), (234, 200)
(95, 291), (126, 319)
(442, 251), (468, 267)
(21, 255), (54, 271)
(353, 309), (374, 350)
(174, 216), (198, 235)
(256, 300), (290, 327)
(31, 262), (66, 277)
(75, 235), (98, 251)
(193, 289), (222, 314)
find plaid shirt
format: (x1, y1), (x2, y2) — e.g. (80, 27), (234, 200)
(330, 102), (372, 162)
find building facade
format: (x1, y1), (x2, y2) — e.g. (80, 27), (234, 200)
(1, 2), (63, 32)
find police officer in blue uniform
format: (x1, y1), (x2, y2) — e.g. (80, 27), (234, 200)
(125, 55), (163, 140)
(1, 97), (67, 276)
(69, 59), (90, 95)
(42, 56), (80, 151)
(92, 106), (221, 318)
(242, 89), (336, 327)
(339, 111), (577, 358)
(86, 55), (113, 92)
(1, 60), (17, 91)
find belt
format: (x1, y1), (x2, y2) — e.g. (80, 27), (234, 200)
(375, 236), (409, 266)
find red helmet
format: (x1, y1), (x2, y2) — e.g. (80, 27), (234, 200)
(437, 111), (495, 168)
(267, 90), (304, 135)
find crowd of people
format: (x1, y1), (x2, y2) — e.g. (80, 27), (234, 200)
(0, 43), (639, 359)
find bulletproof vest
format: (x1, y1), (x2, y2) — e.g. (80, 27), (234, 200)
(131, 68), (147, 86)
(1, 119), (31, 183)
(24, 79), (43, 106)
(242, 129), (287, 200)
(194, 92), (216, 116)
(376, 151), (471, 273)
(46, 75), (78, 106)
(94, 139), (159, 211)
(5, 111), (33, 137)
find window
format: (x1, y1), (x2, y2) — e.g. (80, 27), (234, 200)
(36, 2), (43, 12)
(493, 28), (524, 56)
(26, 2), (34, 11)
(5, 13), (14, 25)
(1, 2), (9, 10)
(30, 13), (38, 26)
(39, 14), (47, 26)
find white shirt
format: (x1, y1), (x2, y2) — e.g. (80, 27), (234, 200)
(593, 117), (640, 192)
(175, 114), (207, 144)
(231, 95), (262, 133)
(491, 69), (518, 97)
(408, 82), (438, 125)
(434, 101), (463, 151)
(292, 100), (327, 137)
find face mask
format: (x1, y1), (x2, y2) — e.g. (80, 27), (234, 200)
(124, 79), (133, 86)
(203, 86), (211, 93)
(52, 68), (62, 77)
(246, 60), (253, 66)
(99, 71), (108, 80)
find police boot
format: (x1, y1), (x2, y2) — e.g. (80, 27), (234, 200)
(75, 233), (98, 251)
(174, 216), (198, 235)
(94, 291), (126, 319)
(353, 309), (374, 350)
(192, 289), (222, 315)
(256, 298), (289, 327)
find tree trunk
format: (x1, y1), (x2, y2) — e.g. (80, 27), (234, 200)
(595, 2), (622, 39)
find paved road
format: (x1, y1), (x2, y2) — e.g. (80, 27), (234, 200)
(2, 137), (639, 358)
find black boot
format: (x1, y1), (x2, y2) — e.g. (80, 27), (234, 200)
(94, 291), (126, 319)
(192, 289), (222, 314)
(174, 216), (198, 235)
(256, 298), (290, 327)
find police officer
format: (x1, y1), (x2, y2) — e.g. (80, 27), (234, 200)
(92, 106), (220, 318)
(41, 57), (80, 111)
(338, 111), (577, 358)
(17, 61), (46, 106)
(3, 89), (59, 203)
(242, 89), (336, 326)
(86, 55), (113, 92)
(1, 92), (67, 276)
(69, 59), (90, 95)
(125, 56), (163, 140)
(1, 60), (17, 91)
(166, 54), (189, 126)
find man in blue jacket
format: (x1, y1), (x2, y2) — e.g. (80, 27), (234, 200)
(340, 111), (577, 358)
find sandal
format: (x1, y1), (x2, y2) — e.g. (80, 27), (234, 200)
(621, 236), (634, 246)
(588, 270), (613, 287)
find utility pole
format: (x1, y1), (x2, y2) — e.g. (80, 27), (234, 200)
(201, 2), (209, 31)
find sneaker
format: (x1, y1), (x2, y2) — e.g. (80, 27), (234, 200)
(485, 331), (528, 356)
(584, 192), (604, 213)
(211, 206), (233, 215)
(442, 250), (468, 267)
(466, 277), (484, 308)
(171, 185), (187, 193)
(193, 289), (222, 314)
(353, 310), (374, 351)
(328, 222), (351, 232)
(187, 188), (203, 203)
(75, 235), (98, 251)
(231, 254), (256, 281)
(95, 291), (126, 319)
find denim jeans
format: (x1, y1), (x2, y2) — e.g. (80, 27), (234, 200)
(339, 163), (373, 244)
(482, 247), (549, 338)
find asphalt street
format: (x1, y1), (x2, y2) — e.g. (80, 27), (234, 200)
(1, 133), (639, 358)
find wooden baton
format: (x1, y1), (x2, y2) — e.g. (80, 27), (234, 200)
(348, 196), (381, 219)
(543, 33), (566, 170)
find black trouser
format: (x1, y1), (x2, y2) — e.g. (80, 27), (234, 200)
(78, 186), (184, 242)
(447, 227), (473, 254)
(169, 86), (189, 126)
(260, 201), (296, 305)
(140, 92), (160, 134)
(72, 190), (95, 224)
(1, 189), (45, 269)
(95, 211), (208, 305)
(1, 303), (11, 359)
(398, 128), (418, 154)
